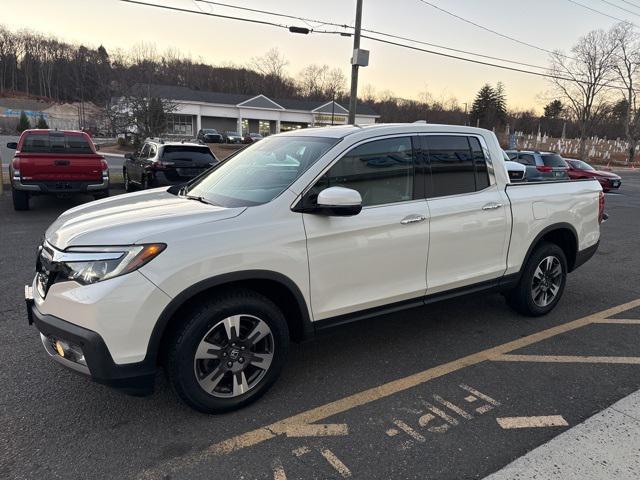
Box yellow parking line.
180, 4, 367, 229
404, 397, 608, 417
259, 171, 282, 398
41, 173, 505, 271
137, 297, 640, 480
496, 415, 568, 429
592, 318, 640, 324
493, 354, 640, 364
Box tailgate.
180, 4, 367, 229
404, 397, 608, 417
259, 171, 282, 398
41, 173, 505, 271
18, 153, 104, 181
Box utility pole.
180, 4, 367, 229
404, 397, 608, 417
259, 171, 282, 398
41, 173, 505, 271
348, 0, 364, 125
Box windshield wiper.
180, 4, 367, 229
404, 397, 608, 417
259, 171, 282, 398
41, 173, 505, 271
184, 194, 217, 206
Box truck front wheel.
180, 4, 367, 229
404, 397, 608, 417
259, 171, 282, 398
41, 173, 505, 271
507, 242, 567, 317
12, 189, 29, 211
165, 289, 289, 413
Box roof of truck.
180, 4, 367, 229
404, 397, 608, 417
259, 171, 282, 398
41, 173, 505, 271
277, 123, 495, 139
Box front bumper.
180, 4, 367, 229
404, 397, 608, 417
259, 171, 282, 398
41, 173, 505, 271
28, 301, 157, 396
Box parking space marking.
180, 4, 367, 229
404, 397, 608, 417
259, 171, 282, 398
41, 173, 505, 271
319, 448, 352, 478
272, 459, 287, 480
592, 318, 640, 325
281, 423, 349, 438
392, 420, 426, 442
496, 415, 569, 429
493, 354, 640, 364
137, 297, 640, 480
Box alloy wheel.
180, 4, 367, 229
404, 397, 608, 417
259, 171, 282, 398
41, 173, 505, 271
193, 314, 274, 398
531, 255, 563, 307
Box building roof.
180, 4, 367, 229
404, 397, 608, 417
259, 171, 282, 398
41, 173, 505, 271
139, 84, 378, 117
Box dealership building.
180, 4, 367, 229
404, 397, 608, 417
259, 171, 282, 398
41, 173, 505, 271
144, 84, 379, 137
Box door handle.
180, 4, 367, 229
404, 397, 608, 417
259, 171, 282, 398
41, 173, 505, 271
400, 214, 427, 225
482, 203, 503, 211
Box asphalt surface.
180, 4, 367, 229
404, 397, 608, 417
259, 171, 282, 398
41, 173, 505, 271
1, 174, 640, 480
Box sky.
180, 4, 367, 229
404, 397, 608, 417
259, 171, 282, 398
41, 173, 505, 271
2, 0, 636, 111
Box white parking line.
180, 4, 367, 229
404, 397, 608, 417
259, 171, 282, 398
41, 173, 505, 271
496, 415, 569, 429
319, 449, 352, 478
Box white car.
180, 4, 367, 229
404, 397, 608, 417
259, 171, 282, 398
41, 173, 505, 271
25, 124, 604, 413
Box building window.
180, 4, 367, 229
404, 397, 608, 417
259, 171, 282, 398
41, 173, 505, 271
259, 120, 271, 136
166, 114, 194, 136
242, 119, 249, 135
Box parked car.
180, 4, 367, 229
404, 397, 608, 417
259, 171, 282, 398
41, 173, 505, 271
7, 129, 108, 211
504, 160, 527, 182
26, 124, 603, 413
197, 129, 223, 144
505, 150, 569, 181
565, 158, 621, 192
243, 132, 263, 144
123, 139, 219, 191
223, 131, 243, 144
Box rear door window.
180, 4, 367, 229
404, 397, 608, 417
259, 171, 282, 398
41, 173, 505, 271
424, 135, 481, 197
21, 133, 94, 154
541, 154, 567, 168
518, 154, 536, 166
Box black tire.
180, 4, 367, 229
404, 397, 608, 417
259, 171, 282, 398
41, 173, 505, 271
123, 169, 134, 192
12, 189, 29, 211
506, 241, 567, 317
165, 289, 289, 413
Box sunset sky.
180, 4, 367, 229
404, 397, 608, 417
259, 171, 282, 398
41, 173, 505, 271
3, 0, 636, 111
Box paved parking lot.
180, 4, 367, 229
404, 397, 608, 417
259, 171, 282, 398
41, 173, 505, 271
1, 174, 640, 480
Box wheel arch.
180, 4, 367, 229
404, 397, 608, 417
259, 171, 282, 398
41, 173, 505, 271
149, 270, 314, 366
521, 223, 579, 273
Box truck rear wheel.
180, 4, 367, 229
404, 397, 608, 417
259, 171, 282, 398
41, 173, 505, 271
12, 189, 29, 211
506, 242, 567, 316
165, 289, 289, 413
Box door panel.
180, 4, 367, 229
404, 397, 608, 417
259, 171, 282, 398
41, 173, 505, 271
422, 134, 510, 294
426, 186, 509, 293
301, 135, 429, 321
304, 200, 429, 320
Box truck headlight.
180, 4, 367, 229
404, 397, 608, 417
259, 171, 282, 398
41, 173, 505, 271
57, 244, 166, 285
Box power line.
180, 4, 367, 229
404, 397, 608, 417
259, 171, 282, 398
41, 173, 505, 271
121, 0, 636, 93
415, 0, 572, 59
598, 0, 640, 17
564, 0, 635, 24
195, 0, 554, 71
360, 33, 638, 92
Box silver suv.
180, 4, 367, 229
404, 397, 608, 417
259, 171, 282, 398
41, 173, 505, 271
504, 150, 569, 181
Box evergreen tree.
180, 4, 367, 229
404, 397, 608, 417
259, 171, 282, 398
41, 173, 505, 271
543, 100, 564, 119
470, 83, 507, 129
36, 115, 49, 129
16, 111, 30, 133
147, 97, 167, 137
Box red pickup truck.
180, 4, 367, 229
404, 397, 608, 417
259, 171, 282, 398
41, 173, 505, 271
7, 129, 109, 210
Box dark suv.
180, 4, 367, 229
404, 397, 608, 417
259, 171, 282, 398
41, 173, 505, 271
504, 150, 569, 181
123, 139, 219, 191
197, 129, 223, 143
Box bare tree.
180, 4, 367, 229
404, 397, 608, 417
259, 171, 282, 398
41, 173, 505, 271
612, 22, 640, 164
298, 64, 346, 100
549, 29, 618, 159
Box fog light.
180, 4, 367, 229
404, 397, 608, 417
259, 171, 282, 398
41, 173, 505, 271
49, 336, 87, 366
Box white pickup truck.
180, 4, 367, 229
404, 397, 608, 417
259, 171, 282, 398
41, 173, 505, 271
26, 124, 604, 413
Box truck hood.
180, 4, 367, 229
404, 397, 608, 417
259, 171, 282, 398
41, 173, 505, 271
46, 188, 245, 249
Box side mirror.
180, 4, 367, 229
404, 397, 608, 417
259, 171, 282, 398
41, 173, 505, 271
95, 144, 100, 151
315, 186, 362, 216
6, 142, 17, 149
505, 161, 526, 182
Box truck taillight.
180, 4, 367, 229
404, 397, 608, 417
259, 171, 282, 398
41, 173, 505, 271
598, 191, 605, 223
536, 165, 553, 173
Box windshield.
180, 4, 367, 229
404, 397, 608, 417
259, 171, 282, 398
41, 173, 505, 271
568, 159, 594, 170
203, 129, 218, 134
185, 136, 339, 207
542, 153, 567, 168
